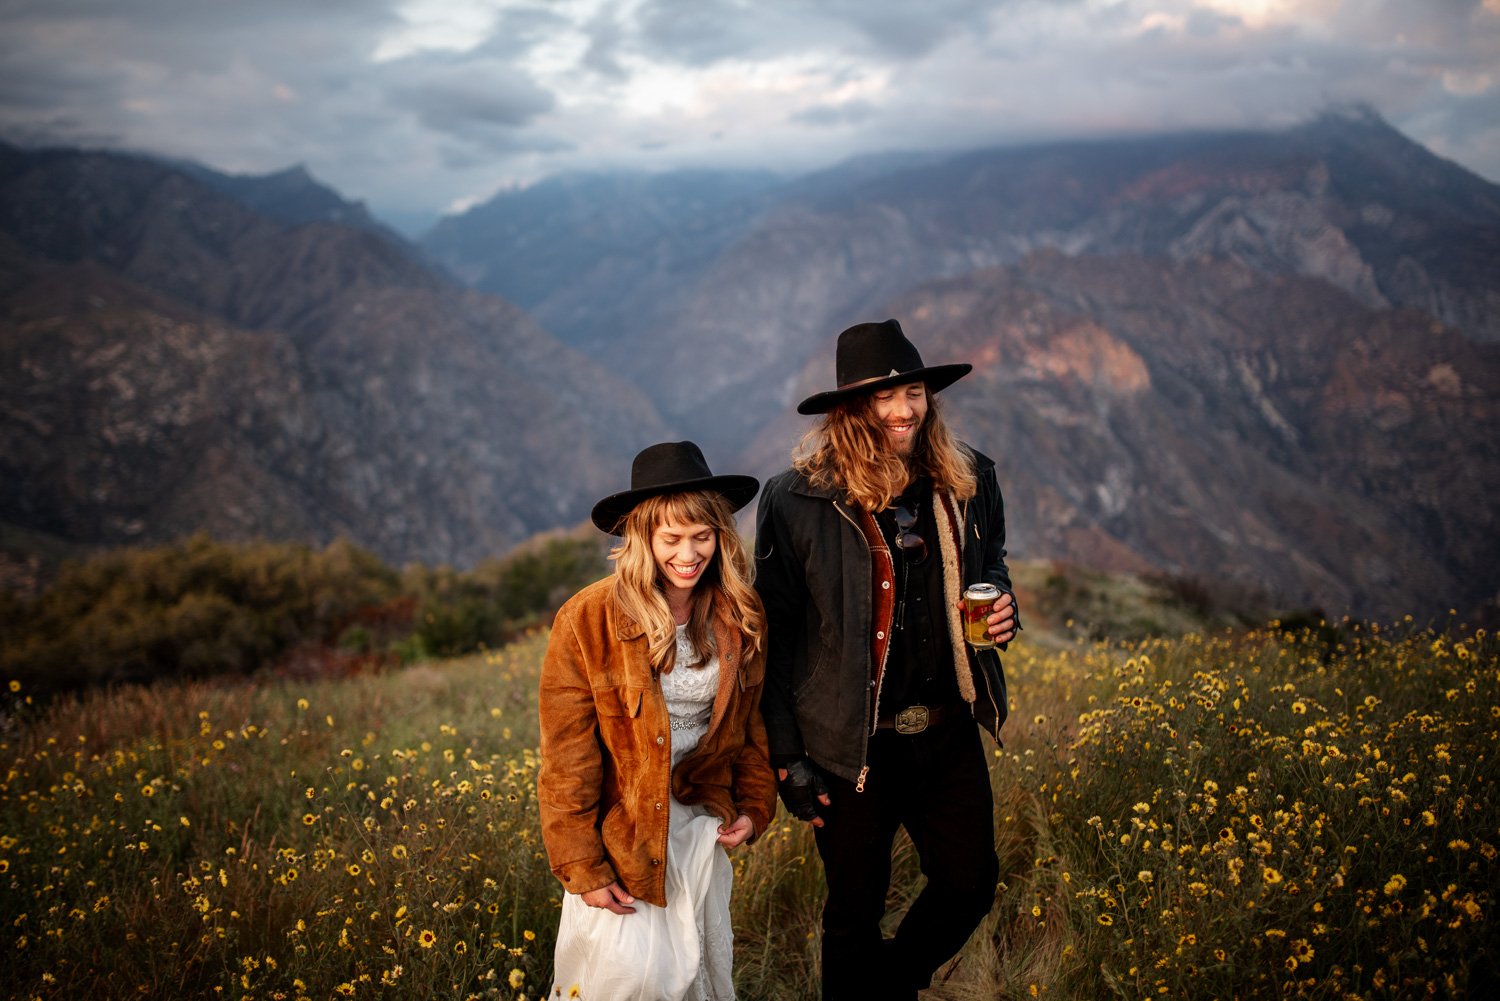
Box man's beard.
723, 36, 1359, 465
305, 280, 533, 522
889, 426, 925, 475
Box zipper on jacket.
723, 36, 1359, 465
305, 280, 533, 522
976, 660, 1005, 746
831, 497, 888, 794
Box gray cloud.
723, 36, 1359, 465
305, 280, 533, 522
386, 62, 556, 134
622, 0, 1016, 66
633, 0, 764, 67
1, 0, 1497, 226
814, 0, 1006, 59
581, 3, 631, 81
0, 47, 123, 117
0, 0, 400, 147
476, 5, 575, 60
791, 100, 878, 127
436, 129, 572, 168
1181, 7, 1240, 38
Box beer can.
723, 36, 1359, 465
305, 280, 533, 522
963, 583, 1000, 649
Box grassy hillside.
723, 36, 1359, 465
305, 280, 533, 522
2, 599, 1496, 998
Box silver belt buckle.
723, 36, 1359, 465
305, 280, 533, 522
894, 705, 929, 734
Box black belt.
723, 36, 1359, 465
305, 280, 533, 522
874, 703, 960, 734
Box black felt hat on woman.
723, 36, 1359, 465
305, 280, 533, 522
796, 318, 972, 415
591, 441, 760, 535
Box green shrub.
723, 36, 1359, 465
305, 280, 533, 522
1, 535, 399, 691
2, 530, 611, 692
401, 531, 609, 661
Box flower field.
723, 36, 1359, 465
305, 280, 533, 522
3, 617, 1496, 999
993, 620, 1499, 999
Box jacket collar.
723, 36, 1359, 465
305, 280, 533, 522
608, 582, 734, 643
789, 470, 840, 501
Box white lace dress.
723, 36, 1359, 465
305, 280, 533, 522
550, 625, 736, 1000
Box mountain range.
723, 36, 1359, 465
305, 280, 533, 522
425, 109, 1500, 448
3, 108, 1498, 621
0, 143, 668, 583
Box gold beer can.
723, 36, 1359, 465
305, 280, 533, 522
963, 583, 1000, 649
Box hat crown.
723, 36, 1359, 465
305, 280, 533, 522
590, 440, 760, 534
630, 441, 712, 492
835, 319, 925, 388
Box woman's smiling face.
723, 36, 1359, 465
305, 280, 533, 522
651, 516, 717, 595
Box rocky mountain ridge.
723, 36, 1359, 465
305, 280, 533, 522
4, 112, 1498, 622
426, 111, 1500, 620
0, 145, 668, 576
426, 110, 1500, 453
876, 251, 1500, 619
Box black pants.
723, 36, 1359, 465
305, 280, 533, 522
812, 718, 999, 1000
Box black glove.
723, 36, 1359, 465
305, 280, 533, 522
778, 758, 828, 823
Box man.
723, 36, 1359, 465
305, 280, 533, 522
754, 318, 1018, 1000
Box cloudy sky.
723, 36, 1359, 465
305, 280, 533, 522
3, 0, 1498, 233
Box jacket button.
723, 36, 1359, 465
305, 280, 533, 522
650, 857, 661, 866
876, 631, 885, 640
656, 735, 665, 745
882, 580, 890, 589
655, 802, 663, 810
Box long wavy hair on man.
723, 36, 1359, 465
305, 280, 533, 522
793, 390, 977, 512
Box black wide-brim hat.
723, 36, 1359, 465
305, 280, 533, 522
797, 318, 972, 415
591, 441, 760, 535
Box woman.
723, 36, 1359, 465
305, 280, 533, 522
538, 441, 778, 1001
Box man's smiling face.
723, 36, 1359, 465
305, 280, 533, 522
868, 381, 928, 456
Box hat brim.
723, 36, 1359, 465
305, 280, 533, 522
590, 474, 761, 535
796, 363, 973, 416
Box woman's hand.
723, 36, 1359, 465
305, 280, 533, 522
716, 814, 755, 847
580, 881, 637, 914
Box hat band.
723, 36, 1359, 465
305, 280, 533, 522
836, 368, 914, 392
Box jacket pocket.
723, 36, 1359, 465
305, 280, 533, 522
793, 647, 828, 699
599, 800, 636, 875
737, 650, 766, 689
594, 685, 645, 718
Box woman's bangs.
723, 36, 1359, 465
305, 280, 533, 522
654, 491, 720, 531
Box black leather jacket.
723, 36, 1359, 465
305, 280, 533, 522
754, 446, 1014, 784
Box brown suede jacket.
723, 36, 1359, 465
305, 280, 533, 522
537, 576, 778, 907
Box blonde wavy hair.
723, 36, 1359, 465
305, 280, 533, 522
793, 388, 977, 511
610, 490, 765, 674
